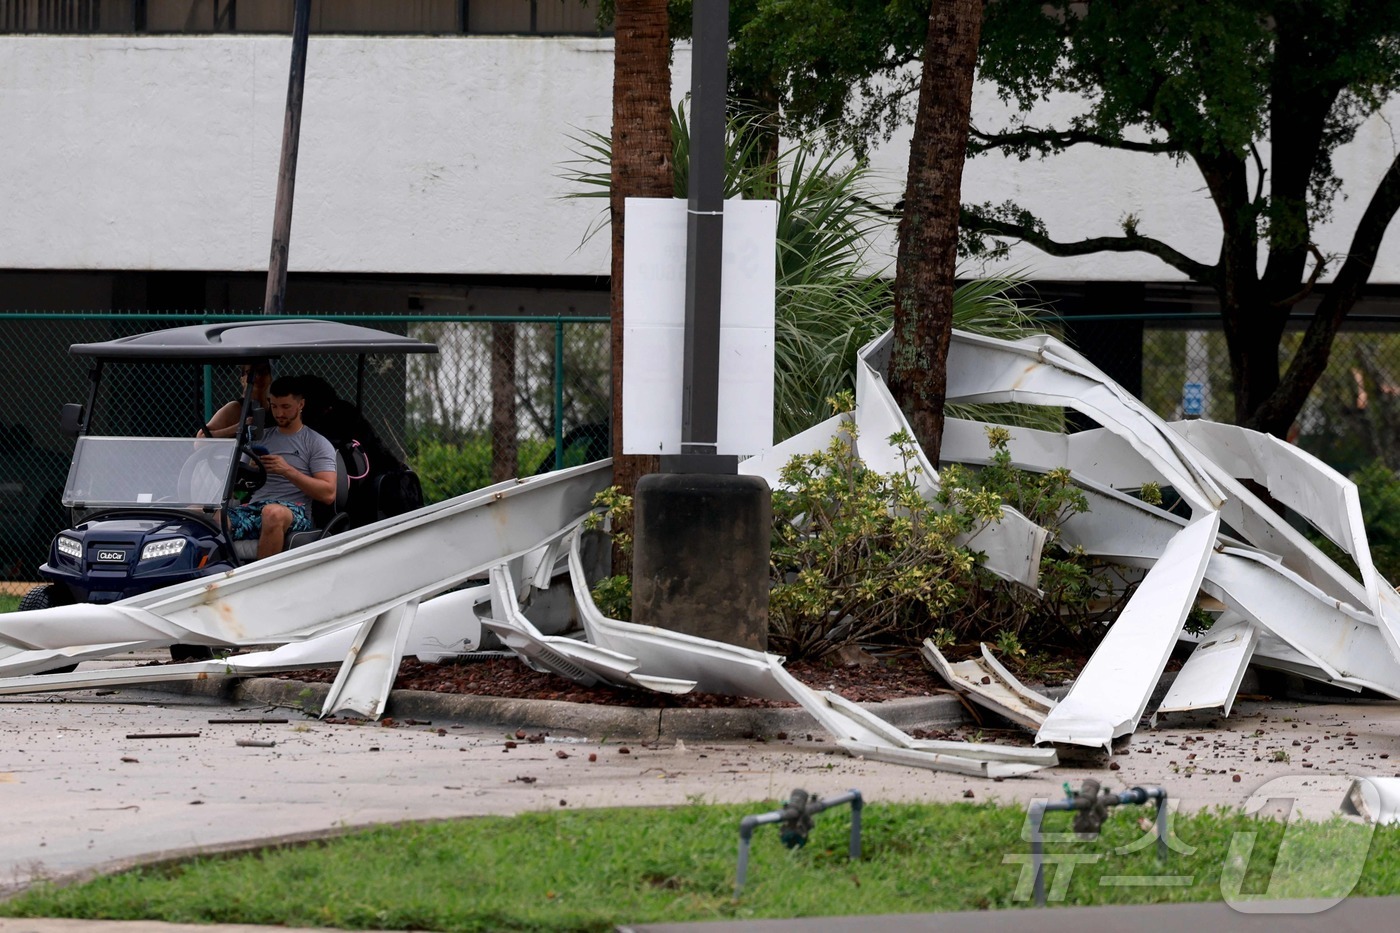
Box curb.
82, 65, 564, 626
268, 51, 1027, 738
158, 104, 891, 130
132, 663, 1203, 743
144, 675, 972, 742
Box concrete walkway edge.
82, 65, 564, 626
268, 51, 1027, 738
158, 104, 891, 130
148, 675, 973, 741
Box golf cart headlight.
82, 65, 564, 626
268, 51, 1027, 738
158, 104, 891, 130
56, 536, 82, 559
140, 539, 186, 561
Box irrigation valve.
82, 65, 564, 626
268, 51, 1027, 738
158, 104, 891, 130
735, 788, 864, 896
1071, 779, 1112, 836
779, 788, 817, 849
1026, 781, 1170, 907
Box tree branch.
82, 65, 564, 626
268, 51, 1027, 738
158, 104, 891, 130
968, 125, 1178, 155
1323, 149, 1400, 314
960, 206, 1217, 284
1270, 243, 1326, 308
1253, 150, 1400, 434
1250, 143, 1267, 208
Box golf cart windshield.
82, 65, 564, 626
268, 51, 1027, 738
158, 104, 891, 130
62, 437, 237, 510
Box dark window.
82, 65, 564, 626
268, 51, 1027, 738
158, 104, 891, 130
1, 0, 134, 31
0, 0, 607, 35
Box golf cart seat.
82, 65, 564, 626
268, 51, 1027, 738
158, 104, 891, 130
230, 452, 350, 562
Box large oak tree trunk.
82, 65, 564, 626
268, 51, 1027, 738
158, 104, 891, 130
609, 0, 671, 499
887, 0, 983, 464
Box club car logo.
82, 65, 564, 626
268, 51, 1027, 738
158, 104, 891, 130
97, 550, 126, 563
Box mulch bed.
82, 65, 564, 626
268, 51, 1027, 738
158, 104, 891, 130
280, 651, 957, 709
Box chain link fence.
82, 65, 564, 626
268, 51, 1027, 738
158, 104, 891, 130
1135, 314, 1400, 476
6, 308, 1397, 582
0, 311, 609, 581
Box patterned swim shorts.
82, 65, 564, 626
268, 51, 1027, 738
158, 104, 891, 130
227, 501, 313, 540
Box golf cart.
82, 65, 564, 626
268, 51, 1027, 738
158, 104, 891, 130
23, 320, 437, 633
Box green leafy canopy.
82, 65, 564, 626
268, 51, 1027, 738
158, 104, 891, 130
713, 1, 1400, 434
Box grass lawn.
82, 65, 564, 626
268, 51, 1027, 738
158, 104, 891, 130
0, 594, 18, 612
3, 802, 1398, 931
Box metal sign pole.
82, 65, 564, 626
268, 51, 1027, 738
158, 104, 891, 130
676, 0, 729, 470
632, 2, 770, 651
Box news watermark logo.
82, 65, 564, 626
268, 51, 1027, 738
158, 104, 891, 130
1003, 795, 1195, 903
1003, 775, 1377, 913
1220, 775, 1374, 913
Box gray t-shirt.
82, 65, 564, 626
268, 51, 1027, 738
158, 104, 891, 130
252, 425, 337, 507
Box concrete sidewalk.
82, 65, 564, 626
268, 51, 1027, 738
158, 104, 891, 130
4, 678, 1400, 929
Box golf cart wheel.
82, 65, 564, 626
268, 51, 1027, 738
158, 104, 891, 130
17, 585, 78, 675
170, 644, 214, 662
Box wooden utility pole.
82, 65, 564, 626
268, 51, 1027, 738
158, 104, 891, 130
262, 0, 313, 315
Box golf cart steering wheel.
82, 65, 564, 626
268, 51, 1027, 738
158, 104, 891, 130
235, 444, 268, 495
177, 443, 231, 502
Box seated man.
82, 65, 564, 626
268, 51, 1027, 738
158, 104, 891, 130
227, 377, 338, 559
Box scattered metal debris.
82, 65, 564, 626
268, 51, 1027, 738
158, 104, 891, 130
1156, 614, 1257, 719
920, 640, 1055, 732
6, 326, 1400, 778
209, 718, 289, 724
124, 732, 200, 740
1342, 777, 1400, 825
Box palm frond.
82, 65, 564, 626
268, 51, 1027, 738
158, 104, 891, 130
558, 107, 1052, 440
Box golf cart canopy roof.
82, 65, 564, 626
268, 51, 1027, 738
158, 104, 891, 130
69, 319, 437, 362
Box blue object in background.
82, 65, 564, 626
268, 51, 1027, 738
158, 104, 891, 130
1183, 381, 1205, 417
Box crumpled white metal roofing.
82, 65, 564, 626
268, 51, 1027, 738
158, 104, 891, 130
6, 327, 1400, 778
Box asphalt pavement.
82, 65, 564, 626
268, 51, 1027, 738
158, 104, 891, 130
4, 669, 1400, 931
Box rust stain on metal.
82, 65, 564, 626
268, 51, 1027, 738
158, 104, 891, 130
1009, 361, 1038, 391
214, 600, 247, 640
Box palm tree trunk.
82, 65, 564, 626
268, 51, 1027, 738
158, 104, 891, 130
609, 0, 672, 498
887, 0, 983, 465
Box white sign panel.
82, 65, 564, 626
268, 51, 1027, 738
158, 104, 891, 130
622, 197, 777, 456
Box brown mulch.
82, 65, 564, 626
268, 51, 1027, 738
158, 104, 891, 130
279, 651, 958, 709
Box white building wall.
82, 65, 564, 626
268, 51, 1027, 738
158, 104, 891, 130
0, 36, 622, 276
939, 85, 1400, 284
2, 35, 1398, 285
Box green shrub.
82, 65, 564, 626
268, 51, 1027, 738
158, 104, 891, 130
583, 486, 634, 621
411, 436, 554, 504
769, 417, 1119, 661
768, 420, 990, 659
1305, 459, 1400, 584
584, 405, 1120, 664
936, 425, 1123, 649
